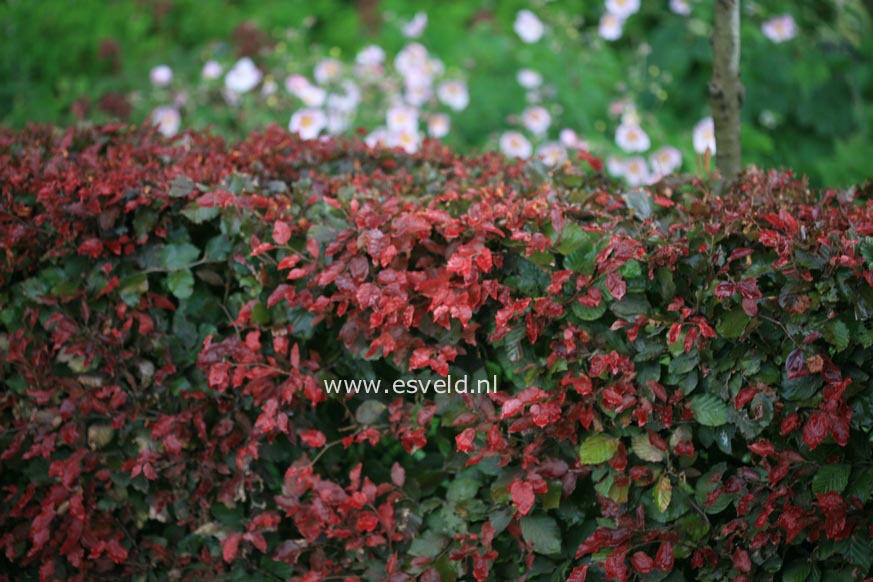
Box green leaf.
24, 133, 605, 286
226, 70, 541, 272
654, 475, 672, 513
556, 223, 588, 255
844, 535, 873, 572
623, 188, 652, 220
169, 175, 194, 198
519, 515, 562, 555
409, 530, 448, 557
167, 270, 194, 299
354, 400, 386, 424
717, 308, 751, 339
823, 319, 850, 352
181, 201, 221, 224
578, 434, 619, 464
571, 301, 607, 322
812, 464, 851, 494
119, 273, 149, 306
159, 243, 200, 271
631, 433, 665, 463
689, 394, 730, 427
446, 477, 479, 502
782, 561, 811, 582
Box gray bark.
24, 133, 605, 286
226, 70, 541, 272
709, 0, 744, 179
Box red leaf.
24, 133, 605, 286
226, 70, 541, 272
654, 542, 674, 571
77, 238, 104, 259
606, 273, 626, 300
272, 221, 291, 245
455, 428, 476, 453
732, 548, 751, 573
802, 412, 828, 450
500, 398, 524, 419
222, 532, 242, 563
630, 551, 654, 574
509, 480, 535, 516
391, 462, 406, 487
299, 429, 326, 448
356, 512, 379, 532
748, 439, 775, 456
567, 564, 589, 582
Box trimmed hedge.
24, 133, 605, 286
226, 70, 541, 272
1, 124, 873, 582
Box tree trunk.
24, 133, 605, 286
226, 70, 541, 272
709, 0, 743, 179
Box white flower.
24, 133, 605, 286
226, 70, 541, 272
314, 58, 343, 85
693, 117, 716, 154
327, 92, 359, 115
366, 127, 389, 148
606, 0, 640, 19
669, 0, 691, 16
395, 43, 430, 77
623, 157, 650, 186
150, 65, 173, 87
299, 84, 327, 107
225, 57, 262, 94
402, 12, 428, 38
427, 113, 451, 138
201, 60, 222, 80
285, 74, 309, 95
522, 106, 551, 136
151, 106, 180, 137
289, 109, 327, 140
356, 45, 386, 67
607, 155, 626, 177
326, 110, 351, 135
538, 142, 567, 167
388, 129, 421, 154
615, 122, 651, 152
261, 79, 278, 97
514, 10, 544, 43
649, 146, 682, 175
762, 14, 797, 43
387, 106, 419, 133
598, 12, 624, 41
499, 131, 533, 158
437, 80, 469, 111
559, 129, 579, 148
517, 69, 543, 90
405, 80, 433, 107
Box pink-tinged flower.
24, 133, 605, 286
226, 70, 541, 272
150, 65, 173, 87
517, 69, 543, 89
599, 12, 624, 41
606, 0, 640, 19
289, 109, 327, 140
607, 155, 626, 177
669, 0, 691, 16
356, 45, 386, 73
201, 60, 222, 80
388, 129, 421, 154
402, 12, 428, 38
762, 14, 797, 43
500, 131, 533, 158
404, 79, 433, 107
395, 43, 430, 77
538, 142, 568, 167
560, 128, 579, 148
284, 74, 309, 95
693, 117, 716, 154
514, 10, 544, 43
365, 127, 389, 148
522, 106, 551, 136
387, 106, 419, 133
261, 79, 277, 97
615, 122, 651, 152
299, 84, 327, 107
650, 146, 682, 175
225, 57, 262, 94
427, 113, 451, 138
437, 80, 469, 111
151, 106, 180, 137
623, 156, 650, 186
326, 110, 351, 135
314, 58, 343, 85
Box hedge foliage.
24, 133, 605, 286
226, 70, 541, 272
1, 124, 873, 582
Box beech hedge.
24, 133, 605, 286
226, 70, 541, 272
2, 124, 873, 582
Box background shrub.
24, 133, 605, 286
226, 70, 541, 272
1, 125, 873, 581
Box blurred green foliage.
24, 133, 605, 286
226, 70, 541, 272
1, 0, 871, 186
